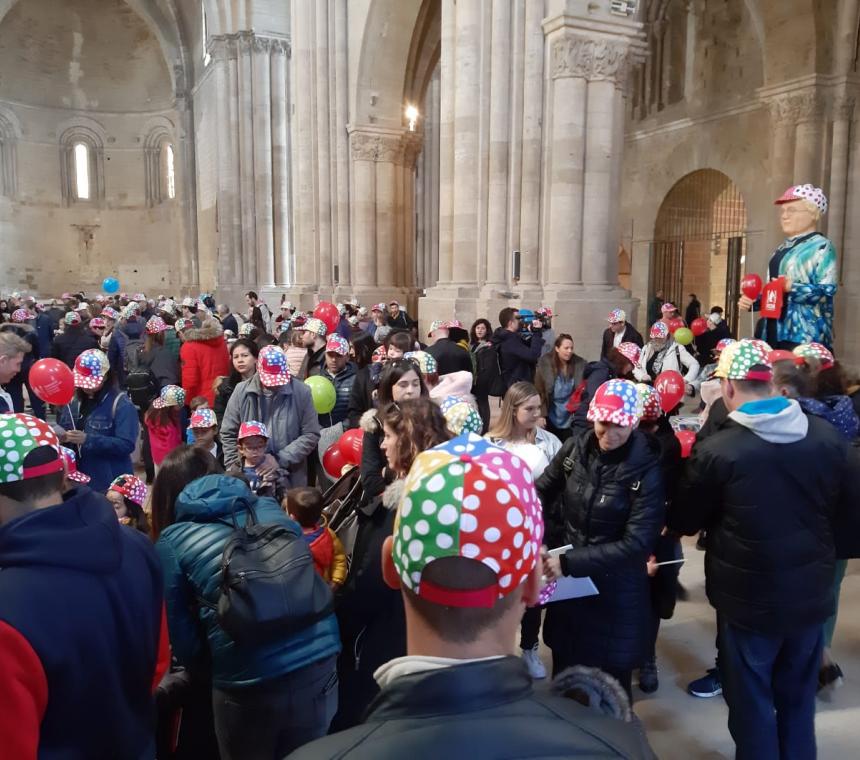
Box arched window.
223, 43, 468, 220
165, 143, 176, 200
143, 126, 176, 206
59, 124, 104, 206
202, 3, 211, 66
73, 143, 90, 200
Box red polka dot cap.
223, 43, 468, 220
73, 349, 110, 390
636, 383, 663, 423
11, 309, 30, 323
372, 346, 387, 363
238, 420, 269, 441
100, 306, 121, 321
792, 342, 835, 369
393, 434, 544, 608
257, 346, 291, 387
60, 445, 91, 484
616, 342, 641, 365
109, 474, 148, 507
715, 338, 736, 353
190, 408, 218, 429
146, 316, 168, 334
649, 321, 669, 340
586, 379, 644, 427
0, 414, 63, 484
774, 184, 828, 214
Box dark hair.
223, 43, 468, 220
378, 398, 452, 476
0, 470, 64, 503
246, 291, 259, 301
470, 319, 493, 346
377, 359, 429, 406
551, 333, 575, 379
250, 306, 266, 331
773, 360, 814, 399
814, 363, 848, 397
226, 338, 260, 385
144, 332, 165, 355
606, 347, 635, 378
74, 369, 117, 402
150, 445, 222, 540
145, 404, 180, 429
498, 307, 517, 328
385, 330, 413, 354
119, 496, 150, 534
286, 486, 323, 528
710, 306, 724, 315
351, 334, 376, 369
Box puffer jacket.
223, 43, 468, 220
572, 358, 616, 430
537, 430, 665, 671
180, 322, 230, 406
670, 397, 860, 633
320, 362, 357, 428
220, 373, 321, 486
155, 475, 340, 688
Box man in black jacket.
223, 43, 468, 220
490, 307, 544, 390
50, 312, 98, 369
601, 308, 644, 359
426, 320, 473, 376
290, 439, 650, 759
669, 340, 859, 759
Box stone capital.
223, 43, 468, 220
349, 129, 407, 164
832, 94, 855, 122
550, 33, 631, 84
767, 91, 824, 126
209, 32, 291, 61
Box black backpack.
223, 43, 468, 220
213, 497, 334, 644
474, 343, 508, 397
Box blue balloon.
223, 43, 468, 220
103, 277, 120, 294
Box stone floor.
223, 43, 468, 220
536, 538, 860, 759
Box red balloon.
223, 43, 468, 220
313, 302, 340, 336
322, 443, 349, 479
690, 317, 708, 337
741, 273, 763, 300
28, 359, 75, 406
338, 428, 364, 466
654, 370, 685, 413
667, 317, 685, 334
675, 430, 696, 459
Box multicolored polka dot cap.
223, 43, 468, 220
428, 319, 446, 337
73, 349, 110, 390
775, 184, 828, 214
649, 321, 669, 340
587, 379, 643, 427
238, 420, 269, 440
372, 303, 386, 313
714, 339, 773, 381
616, 342, 641, 365
190, 408, 218, 428
439, 396, 483, 436
175, 318, 193, 333
237, 322, 255, 337
100, 306, 120, 321
748, 339, 773, 354
109, 474, 148, 507
257, 345, 291, 387
146, 316, 168, 334
152, 384, 186, 409
0, 414, 63, 484
715, 338, 736, 353
404, 351, 438, 376
607, 308, 626, 324
303, 317, 327, 337
393, 434, 544, 607
11, 309, 30, 323
792, 342, 835, 369
636, 383, 663, 422
60, 446, 90, 484
325, 334, 350, 356
89, 317, 106, 330
661, 303, 677, 314
372, 346, 387, 363
64, 311, 82, 326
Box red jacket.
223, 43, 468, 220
180, 322, 230, 406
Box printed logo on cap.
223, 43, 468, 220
257, 346, 291, 387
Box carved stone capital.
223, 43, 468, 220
832, 94, 855, 122
551, 34, 630, 83
209, 32, 291, 62
402, 132, 424, 168
767, 91, 824, 126
350, 131, 406, 164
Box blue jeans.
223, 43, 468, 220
719, 619, 823, 760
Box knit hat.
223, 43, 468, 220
146, 316, 168, 334
615, 342, 641, 365
175, 318, 193, 333
636, 384, 663, 423
792, 342, 835, 369
715, 338, 736, 353
325, 334, 350, 356
607, 308, 626, 324
60, 446, 90, 484
238, 420, 269, 441
428, 319, 446, 337
109, 474, 147, 507
152, 385, 186, 409
404, 351, 438, 376
649, 321, 669, 340
64, 311, 82, 327
73, 349, 110, 390
775, 184, 828, 214
661, 303, 677, 314
190, 408, 218, 429
100, 306, 120, 321
0, 414, 63, 484
714, 339, 773, 381
439, 396, 483, 436
257, 345, 291, 387
392, 434, 544, 607
10, 309, 29, 323
586, 379, 643, 427
302, 317, 327, 337
372, 346, 387, 363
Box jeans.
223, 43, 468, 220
719, 619, 823, 760
212, 655, 338, 760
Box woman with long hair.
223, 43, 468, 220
535, 333, 587, 442
213, 338, 259, 423
486, 381, 562, 679
470, 318, 494, 432
334, 398, 451, 731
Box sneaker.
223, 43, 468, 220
639, 659, 659, 694
521, 645, 547, 679
688, 668, 722, 698
818, 663, 844, 692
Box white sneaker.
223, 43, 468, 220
521, 645, 547, 679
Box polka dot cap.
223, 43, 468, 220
371, 303, 386, 313
649, 321, 669, 340
60, 445, 90, 484
238, 420, 269, 440
616, 342, 641, 365
775, 184, 828, 214
190, 408, 218, 428
73, 349, 110, 390
325, 334, 350, 356
428, 319, 446, 336
715, 338, 736, 353
587, 379, 644, 427
89, 317, 106, 330
100, 306, 121, 321
146, 316, 168, 334
257, 346, 291, 387
303, 318, 327, 337
109, 474, 148, 507
238, 322, 254, 337
404, 351, 438, 376
175, 318, 193, 333
748, 339, 773, 355
793, 342, 835, 369
439, 396, 483, 436
607, 308, 626, 323
393, 433, 544, 606
372, 346, 387, 363
661, 303, 677, 314
446, 319, 464, 329
715, 339, 773, 381
133, 293, 146, 302
636, 383, 663, 422
11, 309, 30, 323
0, 414, 63, 484
64, 311, 82, 326
152, 384, 186, 409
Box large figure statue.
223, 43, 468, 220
739, 184, 837, 349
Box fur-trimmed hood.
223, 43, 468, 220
381, 477, 405, 511
550, 666, 633, 723
183, 322, 224, 343
360, 408, 380, 434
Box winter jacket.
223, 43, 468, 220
303, 518, 348, 585
347, 365, 377, 429
213, 374, 240, 424
0, 323, 39, 392
292, 657, 650, 760
146, 419, 182, 467
106, 327, 129, 383
798, 395, 859, 441
140, 344, 180, 389
428, 370, 476, 406
219, 313, 239, 336
299, 344, 326, 380
163, 327, 181, 361
601, 324, 644, 359
426, 338, 473, 377
490, 327, 544, 389
51, 325, 98, 368
535, 352, 587, 418
670, 397, 860, 634
155, 476, 341, 689
180, 322, 230, 406
694, 320, 731, 361
537, 430, 665, 671
0, 487, 162, 759
58, 387, 140, 492
572, 357, 617, 430
286, 345, 308, 378
634, 340, 700, 385
34, 312, 54, 358
220, 373, 321, 487
320, 362, 357, 428
358, 409, 393, 504
387, 311, 411, 330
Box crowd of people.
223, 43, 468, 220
0, 184, 857, 759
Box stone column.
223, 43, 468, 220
793, 92, 824, 186
764, 93, 799, 248
827, 94, 854, 253
211, 37, 236, 290
333, 0, 351, 294
236, 33, 257, 286
315, 0, 333, 292
271, 40, 291, 287
252, 37, 275, 287
436, 0, 456, 285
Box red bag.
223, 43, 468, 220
760, 277, 785, 319
565, 379, 588, 414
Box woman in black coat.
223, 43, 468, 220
539, 378, 665, 699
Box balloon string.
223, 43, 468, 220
750, 310, 754, 340
66, 403, 77, 431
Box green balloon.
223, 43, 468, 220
305, 375, 337, 414
674, 327, 694, 346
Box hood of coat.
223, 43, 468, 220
122, 320, 144, 340
174, 473, 261, 522
798, 395, 859, 441
184, 322, 225, 344
583, 357, 613, 381
729, 396, 809, 444
550, 665, 634, 724
382, 477, 405, 511
429, 371, 475, 403
360, 408, 380, 434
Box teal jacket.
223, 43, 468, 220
155, 475, 340, 688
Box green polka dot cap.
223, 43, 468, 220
0, 414, 63, 484
439, 396, 483, 436
715, 339, 773, 381
393, 433, 544, 608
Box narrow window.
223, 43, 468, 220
74, 142, 90, 200
166, 144, 175, 199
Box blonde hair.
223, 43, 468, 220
486, 381, 540, 443
801, 199, 822, 223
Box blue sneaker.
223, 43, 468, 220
688, 668, 722, 698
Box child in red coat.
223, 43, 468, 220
286, 487, 347, 589
144, 385, 185, 471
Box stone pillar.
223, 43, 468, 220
793, 92, 824, 186
211, 38, 236, 290
236, 34, 257, 286
315, 0, 333, 292
271, 40, 291, 286
437, 0, 456, 285
765, 96, 797, 249
253, 37, 275, 287
333, 0, 351, 295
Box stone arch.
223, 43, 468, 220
141, 116, 177, 207
57, 118, 107, 205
